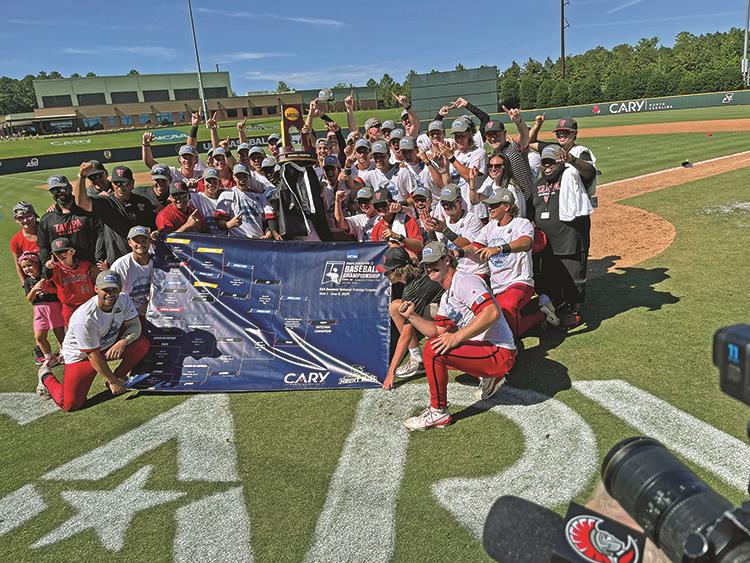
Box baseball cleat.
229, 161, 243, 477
476, 376, 506, 401
395, 359, 425, 378
33, 346, 45, 366
45, 353, 63, 369
538, 294, 560, 327
403, 407, 452, 431
36, 360, 53, 399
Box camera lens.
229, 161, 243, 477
602, 437, 732, 562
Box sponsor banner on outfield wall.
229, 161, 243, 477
0, 135, 270, 175
513, 90, 750, 123
128, 235, 389, 392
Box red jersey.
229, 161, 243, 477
156, 204, 208, 234
10, 230, 39, 257
49, 260, 95, 306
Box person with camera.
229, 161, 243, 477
399, 242, 516, 430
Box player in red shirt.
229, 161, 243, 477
369, 186, 423, 261
10, 202, 40, 285
46, 237, 97, 327
156, 183, 209, 234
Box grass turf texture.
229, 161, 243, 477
1, 162, 748, 561
2, 104, 749, 160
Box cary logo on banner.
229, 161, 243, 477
130, 235, 389, 392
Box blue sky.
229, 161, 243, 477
1, 0, 746, 93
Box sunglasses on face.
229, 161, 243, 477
355, 148, 369, 155
389, 139, 400, 146
489, 163, 504, 169
249, 155, 264, 161
413, 197, 427, 204
88, 172, 105, 180
373, 202, 390, 211
373, 153, 387, 159
441, 201, 457, 209
541, 160, 557, 166
423, 265, 441, 274
428, 131, 442, 138
356, 199, 372, 206
205, 178, 220, 184
486, 202, 504, 210
172, 193, 189, 200
213, 155, 226, 162
554, 131, 571, 138
16, 213, 35, 221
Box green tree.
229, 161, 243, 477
86, 72, 97, 77
70, 72, 81, 78
128, 69, 139, 75
366, 78, 377, 88
276, 81, 290, 92
550, 81, 570, 106
519, 76, 539, 109
500, 76, 520, 108
48, 71, 63, 79
535, 80, 554, 108
455, 63, 465, 71
645, 71, 668, 97
377, 73, 397, 107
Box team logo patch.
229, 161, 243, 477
422, 247, 434, 257
592, 104, 601, 114
321, 261, 345, 285
565, 514, 639, 563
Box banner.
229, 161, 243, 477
129, 235, 390, 392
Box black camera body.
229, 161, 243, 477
714, 324, 750, 406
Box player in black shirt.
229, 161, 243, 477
74, 162, 156, 266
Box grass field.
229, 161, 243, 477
1, 108, 749, 561
1, 104, 749, 160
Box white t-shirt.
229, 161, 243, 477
557, 165, 594, 222
450, 147, 488, 219
61, 294, 139, 364
345, 213, 378, 241
110, 254, 153, 316
216, 187, 274, 238
475, 217, 535, 294
435, 271, 515, 349
357, 165, 410, 202
479, 177, 527, 219
351, 162, 375, 181
190, 192, 223, 235
436, 211, 489, 277
170, 160, 206, 184
569, 144, 597, 201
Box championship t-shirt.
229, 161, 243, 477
474, 217, 535, 294
449, 147, 488, 219
190, 192, 224, 235
345, 213, 378, 241
435, 210, 489, 277
169, 161, 206, 184
110, 254, 153, 316
216, 188, 275, 238
61, 293, 138, 364
357, 165, 411, 202
433, 271, 515, 349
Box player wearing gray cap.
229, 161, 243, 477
215, 164, 278, 239
333, 186, 378, 241
353, 140, 411, 203
142, 113, 206, 187
36, 269, 150, 412
110, 226, 154, 316
398, 241, 516, 430
343, 138, 375, 190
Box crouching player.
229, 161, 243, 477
36, 270, 150, 412
399, 242, 516, 430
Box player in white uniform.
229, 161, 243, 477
355, 141, 411, 202
110, 226, 154, 317
399, 242, 516, 430
216, 164, 277, 239
442, 117, 488, 220
190, 168, 225, 235
333, 186, 378, 241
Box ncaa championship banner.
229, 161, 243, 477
129, 234, 390, 392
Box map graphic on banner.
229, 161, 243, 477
129, 235, 390, 392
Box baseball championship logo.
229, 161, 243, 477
565, 514, 639, 563
284, 107, 300, 121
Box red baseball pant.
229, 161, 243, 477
494, 283, 544, 337
43, 336, 150, 412
423, 339, 516, 410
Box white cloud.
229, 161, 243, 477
605, 0, 646, 15
196, 8, 344, 28
62, 46, 178, 60
211, 52, 294, 64
243, 64, 387, 88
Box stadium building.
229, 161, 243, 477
0, 72, 377, 135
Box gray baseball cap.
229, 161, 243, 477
420, 241, 449, 265
169, 183, 189, 195
249, 146, 265, 156
210, 147, 226, 158
233, 163, 251, 176
202, 167, 220, 180
371, 140, 388, 155
541, 144, 565, 163
261, 156, 277, 169
400, 109, 409, 120
316, 137, 330, 147
354, 138, 371, 150
237, 143, 250, 153
47, 175, 70, 190
364, 117, 381, 130
412, 186, 431, 199
356, 187, 374, 200
381, 120, 397, 131
439, 184, 461, 203
127, 225, 151, 239
428, 121, 445, 133
451, 117, 471, 133
179, 145, 198, 157
484, 188, 515, 205
389, 128, 404, 141
268, 133, 281, 143
399, 137, 415, 150
95, 269, 122, 290
150, 164, 171, 180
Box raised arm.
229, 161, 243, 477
393, 93, 420, 137
527, 113, 545, 146
187, 111, 201, 148
333, 189, 351, 233
236, 117, 248, 144
344, 93, 358, 135
454, 97, 490, 139
74, 161, 93, 212
142, 132, 157, 168
206, 112, 220, 148
505, 105, 529, 150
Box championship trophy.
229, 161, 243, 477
277, 104, 316, 164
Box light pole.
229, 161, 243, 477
743, 0, 750, 87
187, 0, 210, 120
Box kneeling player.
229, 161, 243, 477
399, 242, 516, 430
